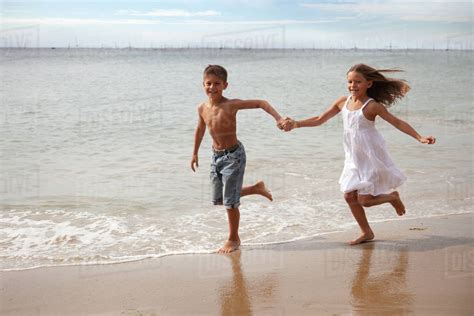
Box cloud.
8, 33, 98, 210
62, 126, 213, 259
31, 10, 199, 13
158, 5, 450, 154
1, 18, 161, 26
175, 19, 341, 25
300, 0, 472, 23
116, 9, 221, 17
0, 17, 340, 27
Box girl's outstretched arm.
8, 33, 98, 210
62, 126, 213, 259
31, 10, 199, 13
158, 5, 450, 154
284, 96, 346, 131
374, 103, 436, 144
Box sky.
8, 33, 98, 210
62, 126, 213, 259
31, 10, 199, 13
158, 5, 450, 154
0, 0, 472, 49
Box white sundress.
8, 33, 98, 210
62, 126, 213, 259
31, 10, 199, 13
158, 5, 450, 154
339, 96, 407, 196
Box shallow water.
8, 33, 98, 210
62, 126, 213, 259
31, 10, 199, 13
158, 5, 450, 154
1, 48, 472, 270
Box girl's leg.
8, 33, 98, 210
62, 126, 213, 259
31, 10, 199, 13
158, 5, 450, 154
240, 181, 272, 201
219, 207, 241, 254
344, 191, 374, 245
357, 191, 405, 216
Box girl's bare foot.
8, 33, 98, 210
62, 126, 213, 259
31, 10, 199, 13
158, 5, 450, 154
349, 231, 375, 245
390, 191, 405, 216
218, 239, 241, 254
255, 181, 273, 201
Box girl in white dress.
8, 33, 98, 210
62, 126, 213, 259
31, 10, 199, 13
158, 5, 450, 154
281, 64, 436, 245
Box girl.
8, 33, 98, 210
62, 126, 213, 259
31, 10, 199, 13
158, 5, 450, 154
281, 64, 436, 245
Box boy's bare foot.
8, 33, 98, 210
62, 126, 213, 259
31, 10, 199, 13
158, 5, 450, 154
390, 191, 405, 216
349, 231, 375, 245
255, 181, 273, 201
218, 239, 241, 254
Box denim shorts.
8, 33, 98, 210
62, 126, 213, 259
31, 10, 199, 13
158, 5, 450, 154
210, 141, 246, 209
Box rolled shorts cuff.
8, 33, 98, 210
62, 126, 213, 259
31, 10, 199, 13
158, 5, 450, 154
213, 199, 223, 206
224, 201, 240, 209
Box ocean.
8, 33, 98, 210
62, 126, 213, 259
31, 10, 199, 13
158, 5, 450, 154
1, 48, 472, 270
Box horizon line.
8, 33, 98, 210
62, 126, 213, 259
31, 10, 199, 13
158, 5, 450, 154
0, 46, 472, 51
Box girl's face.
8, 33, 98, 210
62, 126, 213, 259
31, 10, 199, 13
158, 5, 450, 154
347, 71, 372, 98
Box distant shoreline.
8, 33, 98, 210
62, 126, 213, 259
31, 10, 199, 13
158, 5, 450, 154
0, 47, 473, 51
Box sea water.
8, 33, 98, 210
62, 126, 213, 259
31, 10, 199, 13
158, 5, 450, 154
1, 48, 472, 270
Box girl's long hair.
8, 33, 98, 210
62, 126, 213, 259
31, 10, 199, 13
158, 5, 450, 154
348, 64, 410, 107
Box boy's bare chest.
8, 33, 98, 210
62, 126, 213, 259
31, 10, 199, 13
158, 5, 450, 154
202, 107, 236, 129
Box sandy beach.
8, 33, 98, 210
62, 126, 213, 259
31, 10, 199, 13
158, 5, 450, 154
1, 212, 472, 315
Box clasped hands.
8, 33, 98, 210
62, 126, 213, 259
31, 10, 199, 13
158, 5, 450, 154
277, 117, 297, 132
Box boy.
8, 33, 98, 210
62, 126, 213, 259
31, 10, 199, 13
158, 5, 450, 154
191, 65, 284, 253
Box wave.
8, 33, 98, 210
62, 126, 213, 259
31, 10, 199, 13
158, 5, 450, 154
1, 207, 471, 272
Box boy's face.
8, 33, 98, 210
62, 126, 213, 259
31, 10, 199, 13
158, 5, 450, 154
203, 74, 228, 101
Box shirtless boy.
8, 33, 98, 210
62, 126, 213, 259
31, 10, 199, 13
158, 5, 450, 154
191, 65, 284, 253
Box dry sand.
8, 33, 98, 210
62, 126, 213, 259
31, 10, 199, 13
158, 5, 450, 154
1, 213, 473, 315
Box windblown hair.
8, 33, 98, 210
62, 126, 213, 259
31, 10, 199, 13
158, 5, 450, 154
203, 64, 228, 82
348, 64, 410, 107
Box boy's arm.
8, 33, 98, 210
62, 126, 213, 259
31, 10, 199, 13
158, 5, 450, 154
289, 96, 345, 129
191, 109, 206, 172
231, 99, 283, 123
374, 103, 436, 144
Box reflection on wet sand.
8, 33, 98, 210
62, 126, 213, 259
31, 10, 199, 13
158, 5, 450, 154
218, 250, 278, 316
350, 244, 413, 315
219, 250, 252, 315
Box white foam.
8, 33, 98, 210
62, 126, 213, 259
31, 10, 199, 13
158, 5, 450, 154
1, 199, 472, 271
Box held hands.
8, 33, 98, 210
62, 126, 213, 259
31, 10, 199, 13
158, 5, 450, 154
418, 136, 436, 145
277, 117, 297, 132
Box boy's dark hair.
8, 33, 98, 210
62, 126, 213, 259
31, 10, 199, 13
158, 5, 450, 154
348, 63, 410, 107
203, 65, 228, 82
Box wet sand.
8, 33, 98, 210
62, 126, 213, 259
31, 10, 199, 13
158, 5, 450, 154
1, 213, 473, 315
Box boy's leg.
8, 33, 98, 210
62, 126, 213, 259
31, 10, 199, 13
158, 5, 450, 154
210, 155, 224, 205
218, 207, 241, 254
219, 145, 245, 254
344, 191, 374, 245
240, 181, 273, 201
357, 191, 405, 216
